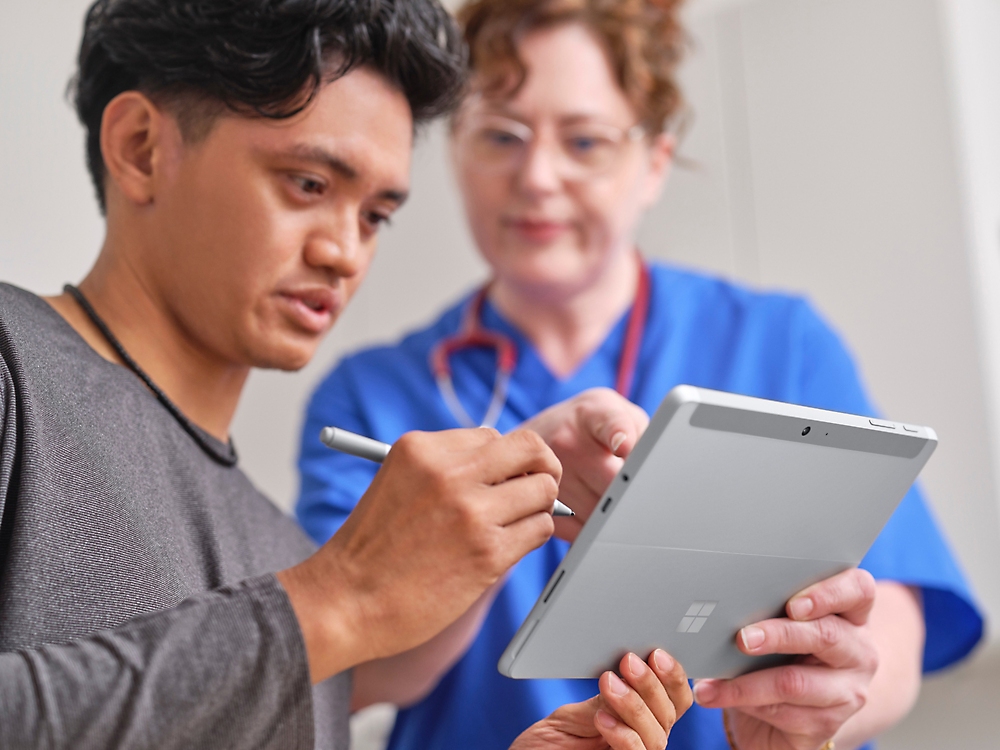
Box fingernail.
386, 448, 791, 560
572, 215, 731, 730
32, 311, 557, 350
608, 672, 629, 697
653, 649, 674, 672
596, 709, 618, 729
741, 625, 765, 651
610, 432, 627, 453
693, 680, 718, 705
627, 652, 648, 678
789, 596, 814, 620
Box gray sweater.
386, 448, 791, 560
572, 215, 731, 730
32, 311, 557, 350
0, 284, 350, 749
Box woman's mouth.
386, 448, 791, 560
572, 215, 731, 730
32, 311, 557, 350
506, 218, 572, 243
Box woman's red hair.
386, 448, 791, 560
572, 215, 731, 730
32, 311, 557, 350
457, 0, 688, 133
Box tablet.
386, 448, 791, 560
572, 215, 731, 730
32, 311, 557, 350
499, 385, 936, 680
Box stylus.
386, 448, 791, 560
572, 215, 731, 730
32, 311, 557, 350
320, 426, 576, 517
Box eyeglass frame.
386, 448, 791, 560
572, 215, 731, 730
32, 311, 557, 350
452, 110, 649, 180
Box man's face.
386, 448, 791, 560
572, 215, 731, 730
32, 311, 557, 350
142, 66, 413, 371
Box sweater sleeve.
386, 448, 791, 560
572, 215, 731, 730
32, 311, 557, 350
0, 574, 317, 750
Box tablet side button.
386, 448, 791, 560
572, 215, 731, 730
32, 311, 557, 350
601, 496, 614, 513
869, 419, 895, 430
543, 570, 566, 603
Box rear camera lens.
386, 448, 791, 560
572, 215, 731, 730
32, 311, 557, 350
802, 426, 811, 436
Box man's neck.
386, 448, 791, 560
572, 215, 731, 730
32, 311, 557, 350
45, 242, 249, 442
489, 249, 641, 379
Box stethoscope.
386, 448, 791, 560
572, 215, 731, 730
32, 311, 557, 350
430, 257, 652, 429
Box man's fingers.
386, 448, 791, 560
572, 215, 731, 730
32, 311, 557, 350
620, 652, 677, 735
534, 695, 603, 739
593, 709, 646, 750
476, 429, 563, 487
786, 568, 877, 626
693, 665, 861, 709
647, 649, 693, 719
598, 665, 667, 750
736, 615, 875, 670
491, 473, 561, 526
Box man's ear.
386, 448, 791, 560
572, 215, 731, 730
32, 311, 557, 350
100, 91, 169, 207
638, 132, 676, 210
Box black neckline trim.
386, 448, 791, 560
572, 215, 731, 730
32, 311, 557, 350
64, 285, 238, 467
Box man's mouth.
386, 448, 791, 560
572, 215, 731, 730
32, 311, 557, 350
277, 287, 341, 334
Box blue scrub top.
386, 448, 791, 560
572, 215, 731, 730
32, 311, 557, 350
297, 263, 983, 750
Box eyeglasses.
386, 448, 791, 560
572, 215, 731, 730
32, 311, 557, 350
456, 114, 646, 179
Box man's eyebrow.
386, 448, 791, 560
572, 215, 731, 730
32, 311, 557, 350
286, 144, 359, 180
282, 144, 408, 204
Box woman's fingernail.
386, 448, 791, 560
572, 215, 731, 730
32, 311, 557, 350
741, 625, 765, 651
693, 680, 718, 705
608, 672, 629, 696
610, 432, 627, 453
789, 596, 815, 620
596, 709, 618, 729
653, 649, 674, 672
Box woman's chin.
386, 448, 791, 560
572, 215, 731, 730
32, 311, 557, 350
497, 264, 600, 301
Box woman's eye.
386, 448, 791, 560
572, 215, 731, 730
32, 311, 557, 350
484, 129, 524, 148
567, 136, 602, 154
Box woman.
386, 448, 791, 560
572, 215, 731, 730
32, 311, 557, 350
297, 1, 982, 748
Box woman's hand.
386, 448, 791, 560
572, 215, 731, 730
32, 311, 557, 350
692, 568, 880, 750
521, 388, 649, 542
511, 650, 692, 750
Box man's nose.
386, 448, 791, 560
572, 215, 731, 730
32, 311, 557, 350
304, 215, 362, 278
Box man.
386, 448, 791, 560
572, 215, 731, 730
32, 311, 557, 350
0, 1, 691, 748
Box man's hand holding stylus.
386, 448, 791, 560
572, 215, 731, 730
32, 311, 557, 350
277, 427, 561, 684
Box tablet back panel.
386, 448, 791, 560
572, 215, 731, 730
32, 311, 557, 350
499, 386, 936, 680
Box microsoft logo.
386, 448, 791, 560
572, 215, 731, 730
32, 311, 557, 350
677, 602, 717, 633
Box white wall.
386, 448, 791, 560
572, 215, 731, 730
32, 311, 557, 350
0, 1, 104, 291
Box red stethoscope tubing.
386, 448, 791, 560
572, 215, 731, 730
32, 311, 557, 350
430, 258, 652, 428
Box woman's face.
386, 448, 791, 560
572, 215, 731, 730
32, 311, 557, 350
451, 22, 674, 298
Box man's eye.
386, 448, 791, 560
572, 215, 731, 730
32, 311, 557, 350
364, 212, 392, 230
293, 176, 326, 195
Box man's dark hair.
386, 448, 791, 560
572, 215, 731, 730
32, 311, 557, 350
71, 0, 468, 213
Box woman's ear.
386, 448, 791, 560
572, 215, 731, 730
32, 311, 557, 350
99, 91, 167, 208
638, 132, 676, 209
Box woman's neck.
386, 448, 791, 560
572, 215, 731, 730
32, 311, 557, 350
489, 250, 641, 379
